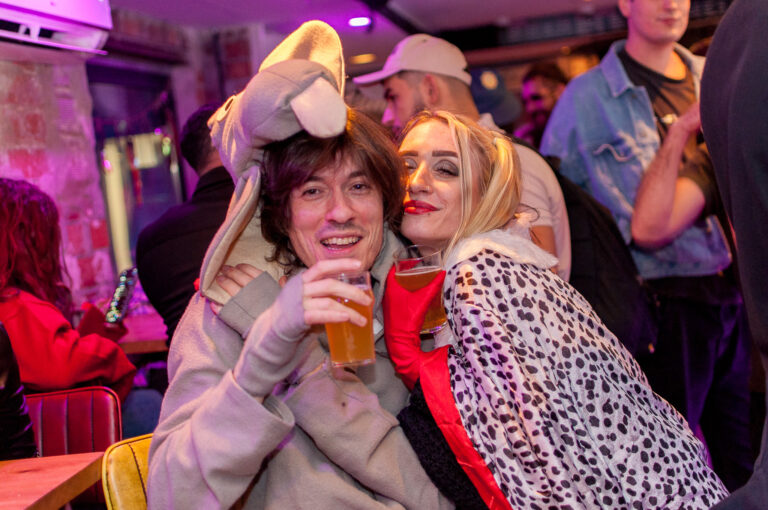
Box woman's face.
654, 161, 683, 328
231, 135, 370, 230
287, 158, 384, 270
399, 120, 479, 250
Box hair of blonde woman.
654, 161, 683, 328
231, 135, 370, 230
399, 110, 522, 256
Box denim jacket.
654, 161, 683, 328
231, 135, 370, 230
540, 40, 731, 280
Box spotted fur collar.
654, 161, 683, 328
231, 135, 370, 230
444, 227, 558, 273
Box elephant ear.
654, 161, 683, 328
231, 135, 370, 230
259, 19, 345, 96
208, 20, 347, 181
290, 77, 348, 138
199, 20, 348, 304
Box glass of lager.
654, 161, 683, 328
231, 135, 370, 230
324, 271, 376, 367
393, 245, 447, 334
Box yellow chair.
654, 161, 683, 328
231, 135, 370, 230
102, 433, 153, 510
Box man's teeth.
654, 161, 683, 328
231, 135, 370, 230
322, 236, 361, 247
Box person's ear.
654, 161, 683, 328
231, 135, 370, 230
617, 0, 631, 19
422, 74, 441, 108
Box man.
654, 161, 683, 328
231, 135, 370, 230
354, 34, 571, 281
136, 104, 234, 340
148, 22, 452, 509
513, 61, 568, 148
541, 0, 752, 490
701, 0, 768, 506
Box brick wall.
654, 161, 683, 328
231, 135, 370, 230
0, 15, 287, 308
0, 57, 114, 305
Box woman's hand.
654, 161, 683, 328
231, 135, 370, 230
383, 266, 446, 389
210, 263, 264, 315
217, 263, 263, 295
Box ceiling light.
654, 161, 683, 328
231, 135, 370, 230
348, 16, 371, 27
350, 53, 376, 65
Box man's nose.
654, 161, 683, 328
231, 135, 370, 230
325, 191, 355, 223
381, 105, 394, 128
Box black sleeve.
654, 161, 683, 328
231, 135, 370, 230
397, 381, 488, 510
0, 324, 37, 460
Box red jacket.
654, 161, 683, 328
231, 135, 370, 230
0, 289, 136, 401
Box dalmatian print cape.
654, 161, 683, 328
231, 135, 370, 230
430, 228, 728, 509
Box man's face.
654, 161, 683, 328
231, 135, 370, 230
620, 0, 690, 47
382, 75, 426, 138
520, 77, 562, 130
287, 158, 384, 271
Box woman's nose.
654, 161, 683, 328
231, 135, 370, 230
407, 162, 432, 194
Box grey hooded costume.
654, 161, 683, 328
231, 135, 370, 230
146, 21, 451, 510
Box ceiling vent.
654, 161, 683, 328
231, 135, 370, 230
0, 0, 112, 55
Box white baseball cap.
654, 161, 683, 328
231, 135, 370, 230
353, 34, 472, 86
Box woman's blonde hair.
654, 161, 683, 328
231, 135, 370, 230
400, 110, 522, 255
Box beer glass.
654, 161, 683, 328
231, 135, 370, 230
393, 245, 448, 333
324, 271, 376, 367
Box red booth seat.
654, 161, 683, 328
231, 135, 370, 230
26, 386, 122, 503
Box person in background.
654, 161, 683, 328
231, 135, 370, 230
513, 61, 568, 148
353, 34, 571, 281
0, 178, 161, 438
469, 67, 522, 134
385, 109, 728, 509
0, 322, 36, 460
136, 103, 233, 341
147, 21, 452, 509
700, 0, 768, 507
541, 0, 752, 490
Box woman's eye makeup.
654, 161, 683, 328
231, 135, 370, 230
402, 158, 417, 172
433, 161, 459, 176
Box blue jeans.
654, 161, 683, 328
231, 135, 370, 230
121, 387, 162, 438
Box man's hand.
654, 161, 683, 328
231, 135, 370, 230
670, 101, 701, 138
631, 102, 706, 249
232, 258, 368, 398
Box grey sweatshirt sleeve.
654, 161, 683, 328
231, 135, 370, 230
285, 367, 455, 509
217, 272, 281, 336
147, 294, 296, 510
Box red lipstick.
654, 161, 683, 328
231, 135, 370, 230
404, 200, 438, 214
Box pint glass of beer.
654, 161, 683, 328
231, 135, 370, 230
393, 245, 448, 334
324, 271, 376, 367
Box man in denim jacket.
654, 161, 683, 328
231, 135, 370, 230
540, 0, 752, 491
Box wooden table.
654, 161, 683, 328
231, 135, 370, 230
119, 313, 168, 354
0, 452, 103, 510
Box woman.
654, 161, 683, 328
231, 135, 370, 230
0, 178, 136, 401
384, 110, 729, 509
147, 21, 451, 510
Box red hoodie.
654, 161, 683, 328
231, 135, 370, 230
0, 289, 136, 401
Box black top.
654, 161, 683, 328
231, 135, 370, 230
136, 167, 234, 340
0, 322, 37, 460
619, 50, 740, 304
702, 0, 768, 354
618, 48, 718, 212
